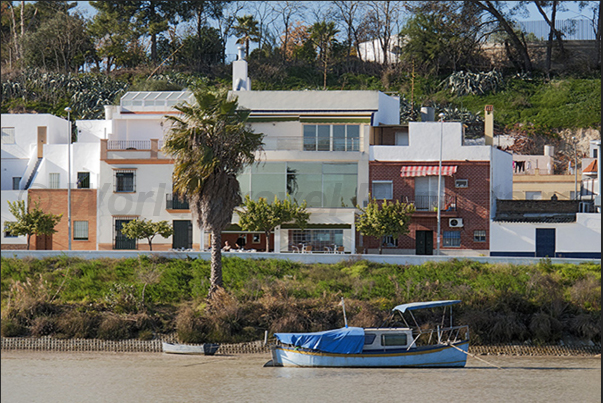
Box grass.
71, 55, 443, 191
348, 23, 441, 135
0, 256, 600, 345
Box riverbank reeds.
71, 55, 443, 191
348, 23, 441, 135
1, 256, 600, 346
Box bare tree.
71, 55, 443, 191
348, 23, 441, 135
364, 1, 405, 65
468, 0, 533, 73
273, 1, 307, 63
532, 1, 568, 78
331, 1, 367, 62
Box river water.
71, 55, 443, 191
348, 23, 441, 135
1, 351, 600, 403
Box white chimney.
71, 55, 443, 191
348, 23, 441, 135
484, 105, 494, 146
232, 46, 251, 91
544, 145, 554, 156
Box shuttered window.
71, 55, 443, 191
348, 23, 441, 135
49, 173, 60, 189
73, 221, 89, 240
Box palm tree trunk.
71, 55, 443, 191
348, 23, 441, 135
209, 230, 223, 297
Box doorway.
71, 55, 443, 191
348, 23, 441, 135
173, 220, 193, 249
536, 228, 556, 257
416, 230, 433, 255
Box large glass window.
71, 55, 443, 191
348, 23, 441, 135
303, 124, 360, 151
250, 162, 286, 201
288, 229, 344, 251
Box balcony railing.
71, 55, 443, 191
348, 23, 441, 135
107, 140, 151, 150
261, 136, 360, 152
166, 194, 190, 210
402, 195, 458, 212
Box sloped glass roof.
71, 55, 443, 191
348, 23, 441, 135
120, 91, 194, 109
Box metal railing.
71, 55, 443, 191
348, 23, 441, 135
402, 195, 458, 212
261, 136, 360, 152
166, 194, 189, 210
107, 140, 151, 150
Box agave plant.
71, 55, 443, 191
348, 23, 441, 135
440, 70, 504, 97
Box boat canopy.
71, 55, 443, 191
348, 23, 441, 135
392, 300, 461, 314
274, 327, 365, 354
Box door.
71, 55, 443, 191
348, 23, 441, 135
35, 234, 52, 250
37, 126, 47, 158
536, 228, 556, 257
416, 230, 433, 255
172, 220, 192, 249
114, 219, 136, 249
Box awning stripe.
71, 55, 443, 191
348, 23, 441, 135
400, 165, 457, 177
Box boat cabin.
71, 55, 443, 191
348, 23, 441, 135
362, 328, 415, 351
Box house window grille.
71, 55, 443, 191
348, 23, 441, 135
115, 170, 136, 192
49, 173, 60, 189
443, 231, 461, 247
77, 172, 90, 189
73, 221, 89, 240
1, 127, 15, 144
473, 230, 487, 242
372, 181, 393, 200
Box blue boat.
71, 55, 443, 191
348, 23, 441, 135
266, 300, 469, 368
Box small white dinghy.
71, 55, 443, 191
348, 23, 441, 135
162, 342, 220, 356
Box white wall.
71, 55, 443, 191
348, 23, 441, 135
1, 190, 28, 246
113, 118, 165, 141
491, 148, 514, 217
97, 162, 197, 248
490, 213, 601, 255
77, 120, 111, 142
370, 122, 492, 161
373, 92, 400, 125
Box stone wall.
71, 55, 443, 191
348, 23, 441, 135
2, 337, 599, 356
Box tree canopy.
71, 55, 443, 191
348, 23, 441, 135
6, 199, 62, 250
120, 219, 173, 251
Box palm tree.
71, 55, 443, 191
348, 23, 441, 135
163, 88, 263, 297
309, 21, 339, 90
232, 15, 260, 59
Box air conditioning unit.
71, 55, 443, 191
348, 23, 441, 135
449, 218, 464, 228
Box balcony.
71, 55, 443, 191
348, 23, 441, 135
401, 195, 458, 213
166, 194, 190, 210
101, 139, 170, 162
262, 136, 360, 152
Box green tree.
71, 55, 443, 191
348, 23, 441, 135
162, 87, 264, 297
355, 196, 415, 255
21, 10, 93, 73
237, 195, 309, 252
308, 20, 339, 90
232, 14, 260, 59
6, 200, 62, 250
120, 219, 173, 251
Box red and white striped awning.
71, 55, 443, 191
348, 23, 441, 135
400, 165, 457, 177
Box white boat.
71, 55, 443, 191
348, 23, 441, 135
265, 300, 469, 368
162, 342, 220, 356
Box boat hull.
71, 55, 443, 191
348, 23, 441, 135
162, 342, 220, 356
270, 341, 468, 368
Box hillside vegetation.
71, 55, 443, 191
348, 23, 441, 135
1, 256, 600, 346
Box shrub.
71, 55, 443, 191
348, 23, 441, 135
30, 316, 56, 337
1, 318, 27, 337
97, 314, 132, 340
56, 310, 98, 339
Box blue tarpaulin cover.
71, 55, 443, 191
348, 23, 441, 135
275, 327, 365, 354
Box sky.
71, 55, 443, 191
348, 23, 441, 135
69, 1, 596, 58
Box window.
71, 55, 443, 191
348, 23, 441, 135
303, 124, 360, 152
12, 177, 21, 190
252, 234, 261, 244
364, 334, 376, 345
49, 173, 60, 189
289, 229, 344, 251
474, 230, 487, 242
414, 176, 443, 211
381, 333, 408, 346
382, 235, 398, 247
395, 131, 409, 146
73, 221, 89, 240
115, 170, 135, 192
525, 191, 542, 200
77, 172, 90, 189
372, 181, 393, 200
443, 231, 461, 247
1, 127, 15, 144
4, 221, 17, 238
455, 179, 468, 188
